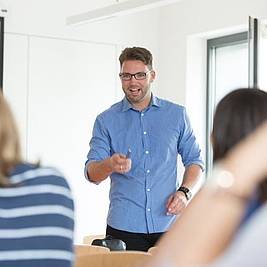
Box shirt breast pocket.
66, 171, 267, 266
110, 128, 143, 161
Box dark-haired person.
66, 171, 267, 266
212, 88, 267, 223
84, 47, 204, 251
144, 114, 267, 267
0, 92, 74, 267
143, 88, 267, 267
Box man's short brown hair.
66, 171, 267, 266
119, 47, 153, 70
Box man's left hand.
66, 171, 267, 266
166, 191, 188, 215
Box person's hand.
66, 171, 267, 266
166, 191, 188, 215
109, 153, 131, 174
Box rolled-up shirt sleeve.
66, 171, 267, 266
177, 107, 204, 171
84, 115, 111, 182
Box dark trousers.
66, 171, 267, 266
106, 225, 164, 252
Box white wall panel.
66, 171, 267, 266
27, 37, 118, 242
3, 34, 28, 158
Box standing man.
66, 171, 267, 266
85, 47, 204, 251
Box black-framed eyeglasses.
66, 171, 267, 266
119, 70, 152, 81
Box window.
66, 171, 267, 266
206, 32, 248, 174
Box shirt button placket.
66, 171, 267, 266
141, 111, 153, 232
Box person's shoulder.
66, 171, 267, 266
10, 162, 71, 190
156, 96, 185, 112
97, 100, 123, 119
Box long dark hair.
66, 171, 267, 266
212, 88, 267, 201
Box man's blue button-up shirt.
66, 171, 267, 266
85, 95, 204, 234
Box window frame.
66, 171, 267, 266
206, 32, 248, 175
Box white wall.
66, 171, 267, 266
158, 0, 267, 161
4, 0, 160, 48
3, 0, 161, 243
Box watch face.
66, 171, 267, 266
178, 186, 192, 200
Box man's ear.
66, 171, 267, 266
150, 70, 156, 82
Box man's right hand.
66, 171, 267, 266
109, 153, 132, 174
87, 153, 132, 183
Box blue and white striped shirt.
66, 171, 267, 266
0, 163, 74, 267
85, 96, 203, 234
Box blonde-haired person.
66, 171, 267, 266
0, 91, 21, 184
0, 92, 74, 267
142, 95, 267, 266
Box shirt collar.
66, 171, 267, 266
121, 94, 161, 112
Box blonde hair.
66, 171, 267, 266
0, 92, 22, 186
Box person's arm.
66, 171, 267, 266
145, 121, 267, 267
211, 203, 267, 267
85, 115, 131, 183
166, 164, 203, 215
180, 164, 203, 191
166, 107, 204, 216
87, 153, 131, 183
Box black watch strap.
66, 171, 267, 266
177, 186, 192, 200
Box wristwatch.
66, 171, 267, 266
177, 186, 192, 200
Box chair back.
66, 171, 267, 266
75, 251, 151, 267
75, 244, 110, 256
